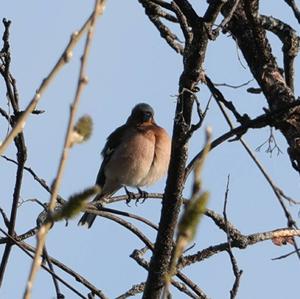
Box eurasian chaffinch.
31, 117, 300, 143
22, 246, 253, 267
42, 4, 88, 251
78, 103, 171, 228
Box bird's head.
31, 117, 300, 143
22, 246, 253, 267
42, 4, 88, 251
127, 103, 155, 125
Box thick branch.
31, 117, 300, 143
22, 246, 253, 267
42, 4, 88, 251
143, 1, 226, 298
258, 14, 300, 92
223, 0, 300, 173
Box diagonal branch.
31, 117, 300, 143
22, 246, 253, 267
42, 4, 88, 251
0, 19, 28, 287
23, 2, 106, 298
284, 0, 300, 23
131, 248, 208, 298
208, 77, 299, 232
0, 229, 89, 299
138, 0, 184, 54
0, 2, 105, 156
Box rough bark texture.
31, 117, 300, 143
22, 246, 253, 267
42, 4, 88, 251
224, 0, 300, 172
142, 1, 226, 298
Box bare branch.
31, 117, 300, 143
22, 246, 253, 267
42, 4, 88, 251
185, 100, 300, 181
131, 248, 207, 299
116, 282, 145, 299
0, 1, 106, 156
0, 18, 28, 287
207, 76, 299, 232
0, 229, 89, 299
1, 155, 65, 204
223, 176, 243, 299
214, 78, 254, 89
138, 0, 184, 54
43, 247, 64, 299
22, 241, 108, 299
23, 2, 105, 298
284, 0, 300, 23
222, 0, 300, 174
255, 127, 283, 157
180, 227, 300, 269
0, 208, 10, 228
259, 14, 300, 91
212, 0, 241, 38
143, 1, 226, 296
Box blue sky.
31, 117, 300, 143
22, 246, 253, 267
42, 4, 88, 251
0, 1, 300, 298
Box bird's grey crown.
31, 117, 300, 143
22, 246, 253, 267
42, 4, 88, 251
131, 103, 154, 117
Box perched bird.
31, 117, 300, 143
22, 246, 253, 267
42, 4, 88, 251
78, 103, 171, 228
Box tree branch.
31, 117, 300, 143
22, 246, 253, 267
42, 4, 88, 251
284, 0, 300, 23
23, 2, 105, 298
0, 1, 106, 156
143, 1, 226, 297
0, 19, 28, 287
258, 14, 300, 92
223, 0, 300, 174
179, 227, 300, 268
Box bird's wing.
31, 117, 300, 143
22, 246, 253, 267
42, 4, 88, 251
95, 124, 128, 187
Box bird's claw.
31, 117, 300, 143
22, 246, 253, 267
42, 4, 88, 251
124, 187, 148, 206
136, 188, 148, 204
124, 187, 136, 206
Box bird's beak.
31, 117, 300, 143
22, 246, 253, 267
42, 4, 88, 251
142, 112, 152, 122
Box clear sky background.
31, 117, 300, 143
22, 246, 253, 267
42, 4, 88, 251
0, 1, 300, 298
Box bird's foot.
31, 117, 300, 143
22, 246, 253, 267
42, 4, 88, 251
136, 187, 148, 204
124, 187, 136, 206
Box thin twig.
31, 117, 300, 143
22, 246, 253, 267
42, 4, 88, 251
0, 19, 28, 287
138, 0, 184, 54
208, 77, 300, 259
1, 155, 65, 204
20, 241, 108, 299
0, 2, 105, 156
214, 78, 253, 89
85, 208, 154, 250
93, 207, 158, 230
148, 0, 174, 12
0, 229, 87, 299
255, 127, 283, 157
85, 208, 208, 298
189, 77, 299, 229
43, 247, 64, 299
223, 176, 243, 299
23, 2, 105, 298
272, 248, 300, 260
0, 208, 10, 228
0, 227, 108, 298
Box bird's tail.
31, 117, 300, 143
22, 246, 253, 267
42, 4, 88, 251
78, 192, 103, 228
78, 185, 119, 228
78, 212, 97, 228
78, 190, 112, 228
